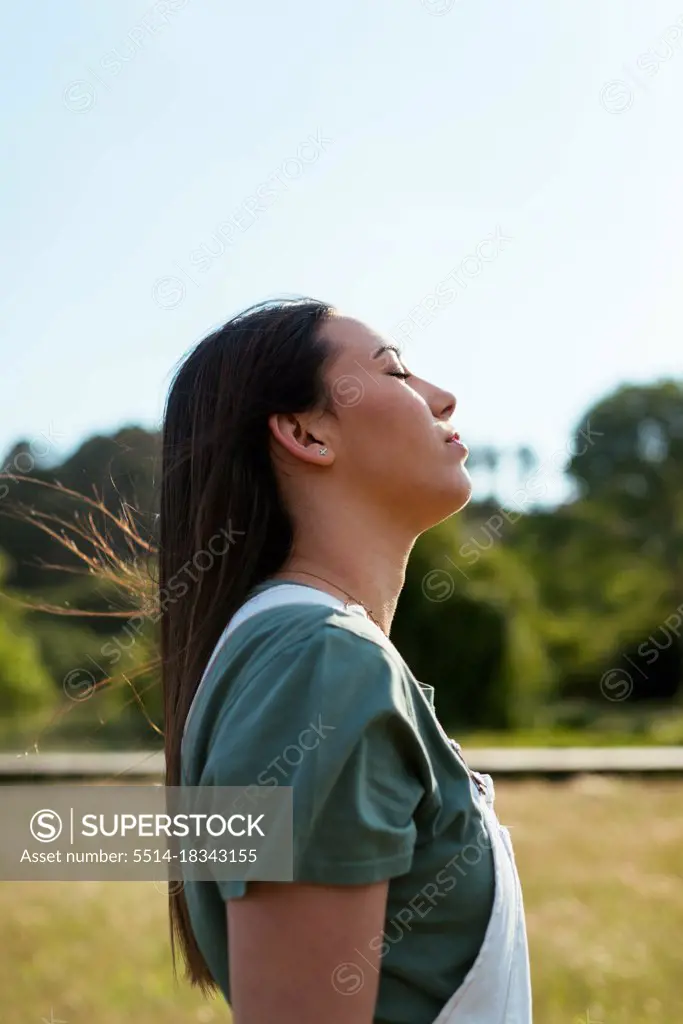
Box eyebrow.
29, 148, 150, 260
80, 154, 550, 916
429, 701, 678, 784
371, 343, 403, 359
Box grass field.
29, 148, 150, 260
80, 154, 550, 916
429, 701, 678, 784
2, 777, 681, 1023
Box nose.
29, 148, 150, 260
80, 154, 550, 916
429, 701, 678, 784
430, 385, 456, 422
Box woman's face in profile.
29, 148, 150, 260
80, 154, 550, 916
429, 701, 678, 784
319, 314, 472, 530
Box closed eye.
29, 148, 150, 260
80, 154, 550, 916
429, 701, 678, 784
387, 370, 412, 380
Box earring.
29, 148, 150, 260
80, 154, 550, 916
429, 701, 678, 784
319, 447, 328, 455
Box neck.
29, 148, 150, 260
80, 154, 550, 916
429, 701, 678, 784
273, 500, 415, 636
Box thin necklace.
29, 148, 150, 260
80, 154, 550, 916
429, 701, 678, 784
276, 569, 387, 636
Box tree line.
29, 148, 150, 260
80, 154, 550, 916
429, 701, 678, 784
0, 379, 681, 745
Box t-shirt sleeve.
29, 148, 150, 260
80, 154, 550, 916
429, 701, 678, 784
201, 623, 427, 900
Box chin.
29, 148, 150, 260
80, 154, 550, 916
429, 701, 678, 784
449, 480, 473, 516
448, 464, 473, 511
415, 469, 473, 531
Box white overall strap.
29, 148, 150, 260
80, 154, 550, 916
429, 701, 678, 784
181, 584, 360, 753
431, 777, 533, 1024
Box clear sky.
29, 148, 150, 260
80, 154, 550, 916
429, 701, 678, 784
2, 0, 682, 503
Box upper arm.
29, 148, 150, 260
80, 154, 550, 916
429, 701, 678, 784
227, 879, 388, 1024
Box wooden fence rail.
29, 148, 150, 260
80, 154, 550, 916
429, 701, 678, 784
1, 747, 683, 780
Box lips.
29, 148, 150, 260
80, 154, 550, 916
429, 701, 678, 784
445, 430, 468, 454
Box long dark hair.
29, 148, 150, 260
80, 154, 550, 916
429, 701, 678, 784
160, 298, 337, 989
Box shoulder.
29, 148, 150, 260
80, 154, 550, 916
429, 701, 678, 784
215, 602, 418, 722
200, 613, 430, 888
198, 611, 424, 784
298, 614, 420, 733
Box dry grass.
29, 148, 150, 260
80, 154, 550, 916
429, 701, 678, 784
497, 776, 683, 1024
0, 778, 681, 1023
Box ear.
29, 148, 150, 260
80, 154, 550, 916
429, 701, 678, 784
268, 412, 335, 465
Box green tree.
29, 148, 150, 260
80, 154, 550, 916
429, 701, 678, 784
0, 426, 159, 591
393, 517, 553, 730
567, 380, 683, 602
0, 555, 55, 720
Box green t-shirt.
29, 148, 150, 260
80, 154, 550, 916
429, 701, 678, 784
181, 581, 495, 1024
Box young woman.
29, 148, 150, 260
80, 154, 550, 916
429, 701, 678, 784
161, 298, 532, 1023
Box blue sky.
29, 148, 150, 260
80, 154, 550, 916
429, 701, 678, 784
2, 0, 682, 503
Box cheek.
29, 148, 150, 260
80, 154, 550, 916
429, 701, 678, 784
343, 389, 429, 466
381, 382, 428, 428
